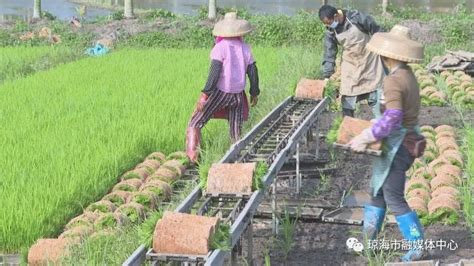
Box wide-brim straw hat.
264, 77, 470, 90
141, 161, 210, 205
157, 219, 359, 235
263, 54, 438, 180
366, 25, 424, 63
212, 12, 252, 37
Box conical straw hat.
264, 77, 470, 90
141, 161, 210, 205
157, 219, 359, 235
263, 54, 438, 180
366, 25, 424, 63
212, 12, 252, 37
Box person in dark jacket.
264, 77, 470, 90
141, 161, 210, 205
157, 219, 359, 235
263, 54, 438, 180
319, 5, 385, 117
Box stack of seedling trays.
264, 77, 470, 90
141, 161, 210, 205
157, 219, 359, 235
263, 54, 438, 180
27, 151, 191, 265
440, 70, 474, 109
412, 64, 448, 107
405, 125, 464, 225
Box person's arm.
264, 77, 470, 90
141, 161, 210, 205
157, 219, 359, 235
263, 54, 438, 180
247, 62, 260, 97
348, 78, 403, 152
201, 60, 223, 95
371, 79, 404, 140
353, 11, 385, 35
321, 31, 338, 79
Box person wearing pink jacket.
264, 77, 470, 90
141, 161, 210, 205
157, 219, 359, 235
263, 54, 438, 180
186, 12, 260, 163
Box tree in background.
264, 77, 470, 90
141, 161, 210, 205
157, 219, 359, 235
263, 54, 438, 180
382, 0, 389, 14
208, 0, 217, 20
33, 0, 42, 19
124, 0, 134, 19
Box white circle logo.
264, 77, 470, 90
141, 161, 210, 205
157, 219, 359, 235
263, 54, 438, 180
353, 242, 364, 252
346, 237, 358, 249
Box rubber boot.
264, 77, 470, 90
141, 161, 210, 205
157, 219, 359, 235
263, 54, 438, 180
396, 211, 425, 262
362, 205, 386, 241
342, 108, 355, 117
186, 127, 201, 164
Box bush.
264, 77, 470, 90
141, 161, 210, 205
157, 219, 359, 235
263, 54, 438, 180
198, 5, 251, 20
145, 9, 176, 19
42, 10, 57, 21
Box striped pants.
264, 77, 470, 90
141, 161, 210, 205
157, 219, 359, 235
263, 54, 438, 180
189, 89, 244, 141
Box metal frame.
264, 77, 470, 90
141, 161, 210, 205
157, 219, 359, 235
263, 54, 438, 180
206, 98, 328, 265
123, 97, 329, 266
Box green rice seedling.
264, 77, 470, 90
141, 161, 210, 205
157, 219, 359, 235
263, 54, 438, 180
326, 115, 343, 146
130, 191, 159, 210
86, 200, 116, 213
62, 228, 130, 266
115, 203, 146, 224
138, 211, 163, 248
0, 46, 81, 84
253, 162, 269, 191
121, 168, 151, 180
65, 213, 97, 230
135, 160, 161, 174
121, 171, 144, 180
264, 250, 271, 266
210, 223, 231, 251
102, 191, 131, 207
94, 213, 129, 230
167, 151, 190, 166
113, 179, 143, 192
150, 167, 179, 184
461, 127, 474, 228
198, 162, 212, 190
141, 180, 172, 201
162, 160, 186, 177
277, 203, 299, 260
427, 208, 460, 225
146, 152, 167, 164
314, 172, 331, 196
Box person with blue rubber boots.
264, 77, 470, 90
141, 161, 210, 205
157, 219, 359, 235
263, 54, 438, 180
348, 25, 426, 262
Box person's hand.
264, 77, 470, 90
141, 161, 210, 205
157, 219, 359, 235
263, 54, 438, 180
250, 95, 258, 107
348, 128, 376, 153
196, 93, 209, 112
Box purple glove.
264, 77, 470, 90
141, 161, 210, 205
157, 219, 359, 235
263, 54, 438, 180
371, 109, 403, 140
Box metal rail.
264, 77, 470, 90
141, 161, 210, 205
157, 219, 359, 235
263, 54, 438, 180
123, 97, 329, 266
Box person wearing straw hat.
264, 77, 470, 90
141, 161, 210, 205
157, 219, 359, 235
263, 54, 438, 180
348, 25, 426, 262
318, 5, 385, 118
186, 12, 260, 163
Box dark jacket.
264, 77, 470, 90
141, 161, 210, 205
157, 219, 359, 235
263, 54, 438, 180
321, 10, 384, 78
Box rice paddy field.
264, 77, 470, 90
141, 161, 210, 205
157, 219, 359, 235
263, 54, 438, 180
0, 46, 80, 84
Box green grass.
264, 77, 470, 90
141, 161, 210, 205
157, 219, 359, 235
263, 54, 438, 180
253, 162, 269, 191
210, 224, 231, 251
137, 210, 163, 248
0, 46, 81, 84
462, 126, 474, 230
0, 47, 282, 253
326, 115, 343, 146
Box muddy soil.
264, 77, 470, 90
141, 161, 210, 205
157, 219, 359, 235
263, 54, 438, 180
399, 20, 443, 45
245, 105, 474, 266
